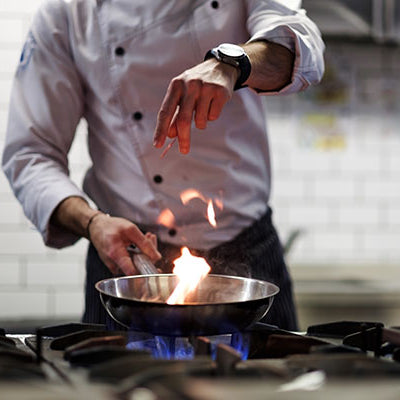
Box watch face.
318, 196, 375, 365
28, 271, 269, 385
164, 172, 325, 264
218, 43, 245, 58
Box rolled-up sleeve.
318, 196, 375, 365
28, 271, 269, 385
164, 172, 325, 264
1, 2, 87, 248
245, 0, 325, 94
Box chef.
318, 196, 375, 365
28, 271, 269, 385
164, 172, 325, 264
2, 0, 324, 330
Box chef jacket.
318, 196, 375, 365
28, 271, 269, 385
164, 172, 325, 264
2, 0, 324, 250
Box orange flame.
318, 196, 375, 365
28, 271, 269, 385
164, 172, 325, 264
207, 200, 217, 228
180, 188, 207, 205
180, 189, 219, 228
215, 197, 224, 211
166, 247, 211, 305
157, 208, 175, 228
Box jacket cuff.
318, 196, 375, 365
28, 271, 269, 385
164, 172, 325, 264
248, 24, 325, 95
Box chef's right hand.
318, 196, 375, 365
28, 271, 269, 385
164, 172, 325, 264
87, 213, 162, 276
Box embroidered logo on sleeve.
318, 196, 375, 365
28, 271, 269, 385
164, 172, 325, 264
19, 31, 37, 71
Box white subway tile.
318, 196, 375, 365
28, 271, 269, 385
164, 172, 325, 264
361, 130, 398, 153
271, 175, 306, 199
270, 203, 291, 227
364, 231, 400, 253
313, 178, 356, 199
387, 207, 400, 224
388, 152, 400, 172
0, 231, 47, 254
0, 48, 20, 74
54, 291, 84, 317
0, 201, 23, 224
287, 205, 331, 227
76, 119, 89, 136
69, 169, 86, 189
284, 230, 314, 265
0, 290, 48, 318
51, 239, 88, 257
69, 121, 91, 166
26, 262, 83, 286
0, 19, 25, 44
311, 230, 357, 252
0, 170, 12, 195
287, 150, 337, 173
0, 1, 45, 14
364, 178, 400, 200
291, 250, 384, 266
0, 257, 20, 284
267, 120, 298, 149
337, 151, 382, 174
0, 80, 13, 105
0, 110, 9, 135
338, 205, 381, 225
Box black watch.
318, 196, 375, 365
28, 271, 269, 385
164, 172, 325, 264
205, 43, 251, 90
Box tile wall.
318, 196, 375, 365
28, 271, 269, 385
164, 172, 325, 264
0, 2, 399, 320
268, 42, 400, 269
0, 1, 89, 319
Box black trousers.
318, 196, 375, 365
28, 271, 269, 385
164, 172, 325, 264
82, 208, 298, 331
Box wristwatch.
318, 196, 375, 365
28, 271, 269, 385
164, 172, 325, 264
205, 43, 251, 90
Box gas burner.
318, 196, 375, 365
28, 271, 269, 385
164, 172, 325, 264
1, 320, 400, 400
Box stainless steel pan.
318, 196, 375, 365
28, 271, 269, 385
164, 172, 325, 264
95, 247, 279, 336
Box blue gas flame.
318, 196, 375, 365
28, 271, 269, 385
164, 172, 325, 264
126, 331, 250, 360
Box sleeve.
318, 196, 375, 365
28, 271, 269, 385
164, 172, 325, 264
1, 0, 89, 248
245, 0, 325, 95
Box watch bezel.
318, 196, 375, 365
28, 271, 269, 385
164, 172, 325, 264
216, 43, 246, 58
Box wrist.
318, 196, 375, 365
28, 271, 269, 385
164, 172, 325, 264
220, 60, 241, 84
86, 211, 109, 241
207, 57, 240, 87
204, 43, 251, 90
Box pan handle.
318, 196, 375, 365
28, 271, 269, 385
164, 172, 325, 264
127, 245, 159, 275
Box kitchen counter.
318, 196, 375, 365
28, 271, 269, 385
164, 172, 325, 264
290, 264, 400, 329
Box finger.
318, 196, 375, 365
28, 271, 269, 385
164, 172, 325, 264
116, 253, 137, 276
145, 232, 158, 249
195, 91, 213, 130
175, 92, 197, 154
208, 91, 229, 121
153, 80, 182, 148
100, 243, 137, 276
167, 108, 179, 138
103, 257, 124, 276
126, 225, 162, 262
167, 122, 178, 139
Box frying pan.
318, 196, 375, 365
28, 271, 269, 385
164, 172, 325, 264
95, 247, 279, 337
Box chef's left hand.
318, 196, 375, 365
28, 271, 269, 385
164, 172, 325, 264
153, 58, 239, 154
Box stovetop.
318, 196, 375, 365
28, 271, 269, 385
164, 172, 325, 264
1, 321, 400, 399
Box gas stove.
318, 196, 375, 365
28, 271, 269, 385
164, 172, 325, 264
2, 321, 400, 399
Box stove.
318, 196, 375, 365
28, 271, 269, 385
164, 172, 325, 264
2, 321, 400, 399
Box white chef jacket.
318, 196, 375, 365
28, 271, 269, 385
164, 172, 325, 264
2, 0, 324, 250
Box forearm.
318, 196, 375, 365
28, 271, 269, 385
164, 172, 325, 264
50, 196, 161, 275
50, 196, 99, 240
242, 40, 294, 92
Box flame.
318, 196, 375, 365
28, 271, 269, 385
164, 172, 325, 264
215, 197, 224, 211
157, 208, 175, 228
180, 189, 207, 205
180, 189, 219, 228
166, 247, 211, 305
207, 200, 217, 228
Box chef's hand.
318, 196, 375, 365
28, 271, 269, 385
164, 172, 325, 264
88, 213, 161, 276
153, 58, 239, 154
